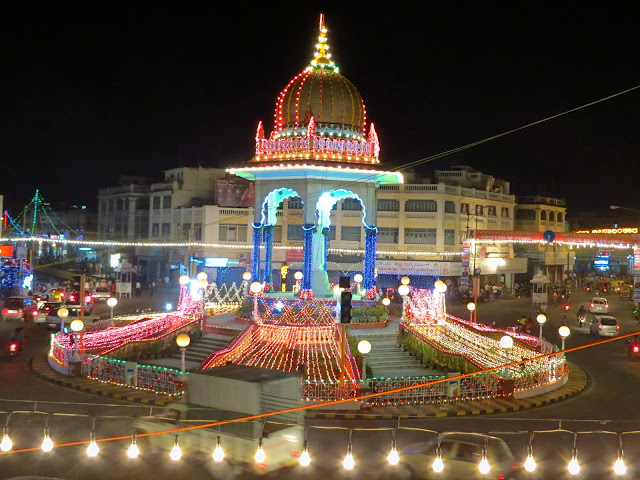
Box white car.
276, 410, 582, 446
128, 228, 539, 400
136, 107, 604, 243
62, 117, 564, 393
91, 287, 111, 302
589, 297, 609, 314
590, 315, 619, 337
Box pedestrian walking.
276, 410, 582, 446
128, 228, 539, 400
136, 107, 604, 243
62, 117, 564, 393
135, 281, 142, 296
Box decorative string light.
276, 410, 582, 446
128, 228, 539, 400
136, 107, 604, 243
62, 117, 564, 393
41, 427, 53, 453
254, 437, 266, 464
87, 431, 99, 457
524, 432, 536, 472
170, 434, 182, 461
127, 433, 140, 459
478, 437, 490, 474
614, 434, 626, 475
387, 430, 399, 466
299, 435, 311, 467
212, 436, 224, 462
432, 433, 444, 473
1, 428, 12, 452
343, 430, 355, 470
568, 433, 580, 475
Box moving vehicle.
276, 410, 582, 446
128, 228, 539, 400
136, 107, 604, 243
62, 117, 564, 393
45, 306, 100, 331
589, 297, 609, 314
401, 433, 519, 479
620, 284, 632, 299
628, 340, 640, 357
34, 302, 63, 324
590, 316, 620, 337
46, 287, 67, 302
1, 297, 38, 321
92, 287, 111, 302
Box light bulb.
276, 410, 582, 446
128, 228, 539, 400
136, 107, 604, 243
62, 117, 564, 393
614, 457, 626, 475
170, 444, 182, 461
432, 455, 444, 473
343, 451, 355, 470
1, 433, 12, 452
568, 457, 580, 475
87, 440, 99, 457
212, 437, 224, 462
524, 454, 536, 472
478, 457, 490, 474
254, 445, 266, 464
127, 440, 140, 459
41, 434, 54, 453
299, 446, 311, 467
387, 446, 399, 466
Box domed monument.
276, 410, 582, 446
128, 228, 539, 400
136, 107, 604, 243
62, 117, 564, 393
229, 14, 402, 298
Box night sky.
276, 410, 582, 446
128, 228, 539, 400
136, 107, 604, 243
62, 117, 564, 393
3, 3, 638, 218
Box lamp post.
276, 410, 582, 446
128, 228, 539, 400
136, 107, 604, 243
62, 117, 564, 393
242, 271, 252, 297
536, 313, 547, 342
357, 340, 371, 379
70, 319, 84, 361
354, 273, 363, 297
176, 333, 191, 375
250, 281, 263, 322
398, 284, 410, 322
499, 335, 513, 377
333, 284, 343, 323
57, 307, 69, 334
106, 297, 118, 320
467, 302, 476, 323
558, 325, 570, 352
610, 205, 640, 214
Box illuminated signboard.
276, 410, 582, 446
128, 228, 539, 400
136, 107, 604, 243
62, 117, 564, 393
575, 227, 638, 234
0, 245, 14, 257
594, 252, 610, 269
204, 257, 229, 268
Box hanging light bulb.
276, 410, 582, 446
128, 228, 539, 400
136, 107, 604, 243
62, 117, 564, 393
1, 428, 12, 452
170, 435, 182, 461
299, 440, 311, 467
387, 438, 399, 466
478, 447, 490, 474
343, 443, 355, 470
41, 427, 54, 453
432, 451, 444, 473
212, 436, 224, 462
254, 437, 266, 464
87, 431, 99, 457
524, 452, 536, 472
568, 449, 580, 475
614, 448, 626, 475
127, 434, 140, 459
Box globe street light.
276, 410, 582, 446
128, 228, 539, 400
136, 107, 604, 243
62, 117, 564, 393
250, 281, 264, 322
434, 280, 447, 293
107, 297, 118, 320
294, 271, 303, 293
357, 340, 371, 379
398, 284, 410, 322
57, 307, 69, 334
467, 302, 476, 323
70, 318, 84, 361
536, 313, 547, 343
242, 271, 252, 297
558, 325, 571, 352
499, 335, 514, 377
400, 276, 410, 286
354, 273, 363, 296
382, 297, 391, 307
176, 333, 191, 375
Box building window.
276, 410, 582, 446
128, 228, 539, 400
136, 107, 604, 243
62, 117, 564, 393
341, 226, 362, 242
219, 224, 248, 242
540, 210, 547, 220
161, 223, 170, 237
325, 228, 336, 240
515, 209, 536, 220
444, 201, 456, 214
342, 198, 362, 211
287, 224, 303, 241
378, 227, 399, 243
444, 229, 456, 245
501, 207, 509, 217
461, 203, 470, 214
377, 199, 400, 212
475, 205, 484, 216
487, 206, 497, 216
405, 199, 437, 212
287, 197, 303, 209
151, 223, 159, 237
194, 223, 202, 241
152, 197, 160, 210
163, 195, 171, 209
549, 211, 556, 222
557, 213, 563, 223
404, 228, 437, 245
273, 226, 283, 243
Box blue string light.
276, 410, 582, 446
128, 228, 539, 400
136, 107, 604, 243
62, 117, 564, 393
251, 224, 262, 282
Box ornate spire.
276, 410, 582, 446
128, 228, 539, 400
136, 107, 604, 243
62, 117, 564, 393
306, 14, 339, 72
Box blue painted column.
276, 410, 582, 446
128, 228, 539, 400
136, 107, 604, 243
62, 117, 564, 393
302, 223, 315, 292
251, 224, 262, 283
363, 226, 378, 294
262, 226, 274, 291
324, 229, 330, 272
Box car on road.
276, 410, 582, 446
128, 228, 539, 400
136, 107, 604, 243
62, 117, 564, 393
91, 286, 111, 302
1, 297, 38, 321
45, 305, 100, 331
589, 297, 609, 314
33, 301, 63, 324
401, 433, 519, 479
590, 315, 620, 337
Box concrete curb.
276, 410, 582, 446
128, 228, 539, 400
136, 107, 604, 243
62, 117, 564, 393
306, 365, 588, 420
30, 355, 174, 407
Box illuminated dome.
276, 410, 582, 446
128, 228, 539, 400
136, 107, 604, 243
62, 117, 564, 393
250, 14, 380, 168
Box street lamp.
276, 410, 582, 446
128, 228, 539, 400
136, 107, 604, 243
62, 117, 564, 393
466, 302, 476, 323
610, 205, 640, 213
333, 284, 343, 323
250, 281, 263, 322
294, 271, 303, 292
354, 273, 363, 296
398, 284, 410, 321
57, 307, 69, 334
176, 333, 191, 374
400, 276, 410, 286
70, 318, 84, 361
558, 325, 570, 352
499, 335, 513, 377
242, 271, 252, 297
357, 340, 371, 379
179, 275, 190, 286
382, 297, 391, 307
536, 313, 547, 342
107, 297, 118, 320
434, 280, 447, 293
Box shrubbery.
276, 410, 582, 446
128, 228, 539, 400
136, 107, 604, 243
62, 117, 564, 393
400, 330, 478, 374
351, 303, 389, 324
